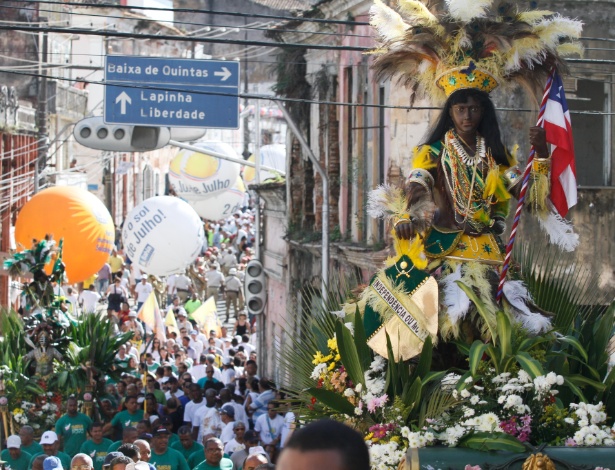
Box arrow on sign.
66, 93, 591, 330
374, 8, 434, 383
115, 91, 132, 114
214, 67, 232, 81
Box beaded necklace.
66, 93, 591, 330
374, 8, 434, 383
442, 130, 495, 229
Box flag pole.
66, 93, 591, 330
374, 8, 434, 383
496, 68, 556, 302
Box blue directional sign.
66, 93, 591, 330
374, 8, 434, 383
104, 56, 239, 129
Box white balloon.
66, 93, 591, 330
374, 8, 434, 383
122, 196, 205, 276
168, 141, 241, 200
189, 177, 247, 221
243, 144, 286, 185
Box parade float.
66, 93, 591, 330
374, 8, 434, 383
281, 1, 615, 468
0, 186, 132, 436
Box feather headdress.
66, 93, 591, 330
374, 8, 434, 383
369, 0, 583, 103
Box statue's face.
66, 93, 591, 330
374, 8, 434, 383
39, 333, 48, 347
449, 95, 483, 137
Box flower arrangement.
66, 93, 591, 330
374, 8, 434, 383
12, 392, 62, 431
302, 302, 615, 470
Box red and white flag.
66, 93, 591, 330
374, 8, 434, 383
542, 71, 577, 217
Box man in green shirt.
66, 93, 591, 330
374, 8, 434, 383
79, 423, 113, 470
1, 435, 32, 470
170, 426, 203, 461
107, 427, 138, 453
19, 426, 44, 457
149, 427, 190, 470
192, 438, 232, 470
184, 294, 201, 316
104, 396, 144, 436
28, 431, 72, 470
56, 397, 94, 457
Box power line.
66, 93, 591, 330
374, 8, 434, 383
0, 24, 367, 52
4, 67, 615, 116
1, 4, 376, 41
26, 0, 370, 26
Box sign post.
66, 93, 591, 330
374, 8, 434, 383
104, 56, 239, 129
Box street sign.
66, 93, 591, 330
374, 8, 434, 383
104, 56, 240, 129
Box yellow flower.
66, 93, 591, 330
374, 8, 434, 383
390, 436, 400, 443
12, 408, 21, 415
312, 351, 326, 365
335, 354, 341, 362
323, 354, 333, 362
327, 337, 338, 351
328, 362, 336, 371
365, 432, 374, 441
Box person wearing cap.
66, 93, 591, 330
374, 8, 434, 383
218, 389, 248, 430
223, 268, 242, 323
78, 422, 113, 470
124, 312, 144, 337
106, 426, 138, 453
170, 425, 203, 462
148, 426, 190, 470
222, 421, 246, 457
1, 435, 32, 470
191, 438, 232, 470
217, 405, 236, 445
187, 330, 204, 361
105, 395, 144, 435
174, 271, 194, 304
254, 402, 284, 449
19, 425, 44, 457
229, 431, 269, 470
43, 456, 65, 470
28, 431, 72, 470
219, 358, 235, 386
220, 249, 237, 277
134, 277, 153, 312
55, 396, 93, 458
205, 264, 224, 302
175, 309, 191, 333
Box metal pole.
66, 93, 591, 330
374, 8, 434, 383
274, 101, 329, 300
167, 140, 284, 175
255, 101, 261, 259
35, 22, 49, 194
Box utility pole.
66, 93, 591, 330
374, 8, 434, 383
35, 17, 49, 194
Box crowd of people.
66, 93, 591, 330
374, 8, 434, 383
1, 419, 369, 470
39, 208, 257, 326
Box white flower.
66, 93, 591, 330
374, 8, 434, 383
343, 388, 355, 397
565, 417, 575, 424
310, 363, 327, 380
464, 376, 473, 384
460, 389, 471, 398
470, 395, 480, 405
354, 407, 363, 416
584, 434, 597, 446
355, 383, 363, 394
344, 322, 355, 336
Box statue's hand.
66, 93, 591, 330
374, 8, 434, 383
394, 219, 416, 239
529, 126, 549, 158
492, 217, 506, 236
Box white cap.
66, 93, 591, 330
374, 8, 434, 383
249, 446, 267, 456
7, 435, 21, 448
40, 431, 58, 445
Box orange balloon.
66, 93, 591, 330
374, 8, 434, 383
15, 186, 115, 283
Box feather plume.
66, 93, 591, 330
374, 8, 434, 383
367, 184, 408, 219
537, 210, 579, 252
370, 0, 409, 42
503, 280, 552, 334
397, 0, 438, 26
483, 167, 511, 200
440, 265, 470, 324
556, 42, 584, 57
411, 145, 438, 170
517, 10, 553, 25
446, 0, 492, 22
528, 172, 550, 214
535, 16, 584, 50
